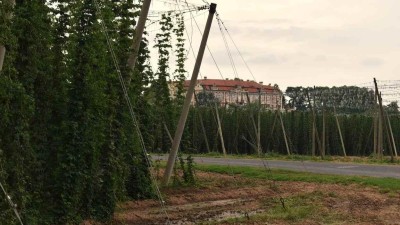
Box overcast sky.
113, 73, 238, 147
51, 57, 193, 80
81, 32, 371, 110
148, 0, 400, 91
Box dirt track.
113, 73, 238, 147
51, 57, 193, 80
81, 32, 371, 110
110, 171, 400, 225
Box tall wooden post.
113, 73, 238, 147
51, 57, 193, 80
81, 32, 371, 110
266, 111, 278, 152
385, 111, 398, 157
306, 90, 318, 156
378, 108, 383, 157
374, 78, 394, 162
312, 119, 316, 156
163, 3, 217, 185
373, 92, 378, 155
194, 92, 211, 153
257, 90, 261, 156
126, 0, 151, 84
246, 92, 261, 155
334, 107, 347, 157
278, 110, 291, 155
163, 122, 173, 143
0, 0, 16, 72
214, 104, 227, 156
322, 108, 326, 158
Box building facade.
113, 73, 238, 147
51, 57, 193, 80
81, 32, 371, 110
170, 77, 283, 110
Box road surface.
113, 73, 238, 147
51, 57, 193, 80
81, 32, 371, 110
153, 155, 400, 179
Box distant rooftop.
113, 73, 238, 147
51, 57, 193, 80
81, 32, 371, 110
184, 77, 280, 93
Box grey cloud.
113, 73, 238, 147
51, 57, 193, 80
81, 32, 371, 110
315, 55, 327, 62
228, 18, 292, 25
361, 57, 384, 67
248, 54, 289, 65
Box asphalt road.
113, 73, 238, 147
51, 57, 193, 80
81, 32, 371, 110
153, 155, 400, 179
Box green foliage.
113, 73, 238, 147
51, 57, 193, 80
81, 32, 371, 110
196, 91, 220, 106
126, 152, 154, 200
172, 153, 196, 186
178, 154, 196, 184
179, 107, 398, 157
0, 77, 34, 224
173, 14, 187, 104
0, 0, 157, 223
386, 101, 399, 114
286, 86, 375, 113
197, 164, 400, 192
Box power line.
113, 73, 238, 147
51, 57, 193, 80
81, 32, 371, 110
215, 12, 257, 82
215, 13, 239, 78
182, 0, 225, 80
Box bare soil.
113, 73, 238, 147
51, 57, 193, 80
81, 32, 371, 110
107, 171, 400, 225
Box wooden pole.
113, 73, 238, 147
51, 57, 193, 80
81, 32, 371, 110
163, 3, 217, 185
373, 94, 378, 155
334, 107, 347, 157
306, 90, 321, 157
373, 116, 377, 155
374, 78, 394, 162
378, 107, 383, 157
312, 118, 316, 156
266, 111, 278, 152
194, 92, 211, 153
234, 107, 240, 154
214, 104, 227, 156
246, 92, 261, 155
163, 122, 173, 143
322, 108, 326, 158
385, 111, 398, 157
0, 0, 16, 72
126, 0, 151, 76
257, 90, 261, 156
278, 110, 291, 155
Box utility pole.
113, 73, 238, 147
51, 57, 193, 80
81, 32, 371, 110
374, 78, 394, 162
322, 104, 326, 158
373, 92, 378, 155
163, 3, 217, 185
307, 91, 318, 156
126, 0, 151, 84
194, 92, 211, 153
214, 103, 227, 156
278, 109, 291, 155
385, 111, 398, 157
333, 107, 347, 157
0, 0, 16, 72
246, 92, 261, 155
257, 89, 262, 156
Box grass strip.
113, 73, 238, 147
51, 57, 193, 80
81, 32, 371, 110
196, 164, 400, 192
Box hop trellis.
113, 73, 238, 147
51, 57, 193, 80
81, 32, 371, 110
357, 80, 400, 105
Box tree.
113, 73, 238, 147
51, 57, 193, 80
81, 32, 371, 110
196, 91, 220, 106
386, 101, 399, 114
285, 86, 375, 113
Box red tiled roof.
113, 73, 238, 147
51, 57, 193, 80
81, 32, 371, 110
184, 79, 279, 93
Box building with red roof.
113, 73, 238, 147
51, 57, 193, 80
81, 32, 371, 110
170, 77, 283, 109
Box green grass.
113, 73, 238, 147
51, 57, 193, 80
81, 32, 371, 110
196, 164, 400, 192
